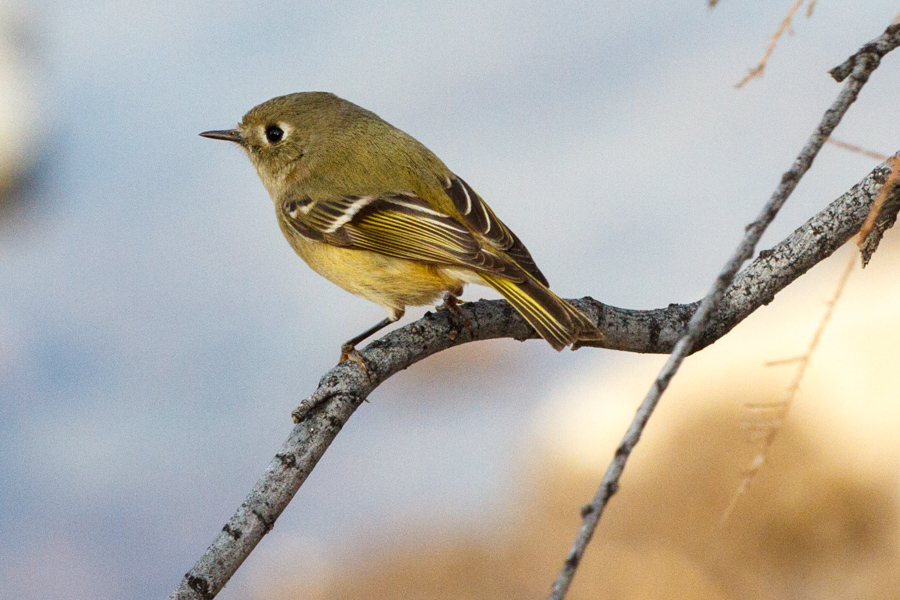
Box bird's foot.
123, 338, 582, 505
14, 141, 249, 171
340, 343, 372, 381
436, 294, 474, 340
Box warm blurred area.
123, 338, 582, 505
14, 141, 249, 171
0, 4, 40, 220
257, 236, 900, 599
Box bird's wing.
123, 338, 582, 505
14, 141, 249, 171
441, 176, 548, 286
280, 191, 523, 280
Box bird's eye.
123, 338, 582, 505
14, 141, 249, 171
265, 125, 284, 144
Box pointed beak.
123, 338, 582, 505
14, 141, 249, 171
199, 129, 244, 144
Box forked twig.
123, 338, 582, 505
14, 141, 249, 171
857, 155, 900, 265
721, 151, 899, 523
548, 23, 900, 600
858, 156, 900, 243
736, 0, 808, 89
720, 249, 855, 524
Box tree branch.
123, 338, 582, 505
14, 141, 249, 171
168, 24, 900, 600
548, 22, 900, 599
167, 159, 900, 600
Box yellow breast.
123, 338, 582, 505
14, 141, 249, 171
279, 219, 466, 319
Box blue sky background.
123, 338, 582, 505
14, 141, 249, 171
1, 2, 898, 599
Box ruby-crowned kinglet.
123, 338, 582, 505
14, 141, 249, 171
201, 92, 602, 359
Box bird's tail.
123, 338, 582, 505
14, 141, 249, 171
479, 272, 603, 351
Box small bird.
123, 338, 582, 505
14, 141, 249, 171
201, 92, 601, 360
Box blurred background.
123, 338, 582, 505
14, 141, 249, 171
1, 2, 899, 599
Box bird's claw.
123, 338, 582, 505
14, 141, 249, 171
437, 294, 474, 339
340, 343, 372, 381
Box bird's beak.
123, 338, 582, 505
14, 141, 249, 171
199, 129, 244, 144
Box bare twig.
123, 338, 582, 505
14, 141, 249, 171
858, 155, 900, 244
806, 0, 819, 18
736, 0, 807, 89
858, 154, 900, 265
721, 249, 855, 524
763, 356, 806, 366
168, 160, 899, 600
547, 23, 900, 600
167, 25, 900, 600
829, 24, 900, 81
720, 150, 898, 523
826, 138, 890, 162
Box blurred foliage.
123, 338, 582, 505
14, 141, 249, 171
261, 404, 900, 600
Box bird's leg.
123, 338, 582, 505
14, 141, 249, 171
436, 293, 474, 340
339, 311, 403, 376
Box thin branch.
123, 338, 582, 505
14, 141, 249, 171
829, 24, 900, 81
735, 0, 807, 89
806, 0, 819, 18
826, 138, 890, 162
858, 154, 900, 265
857, 156, 900, 245
547, 23, 900, 600
167, 161, 899, 600
720, 145, 895, 528
721, 249, 855, 525
167, 24, 900, 600
763, 356, 806, 366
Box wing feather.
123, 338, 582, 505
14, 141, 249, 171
443, 176, 548, 286
280, 192, 522, 280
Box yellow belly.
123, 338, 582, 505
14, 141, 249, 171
285, 232, 468, 319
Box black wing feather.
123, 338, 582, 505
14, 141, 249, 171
443, 176, 548, 286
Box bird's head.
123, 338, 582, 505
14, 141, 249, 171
200, 92, 375, 195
